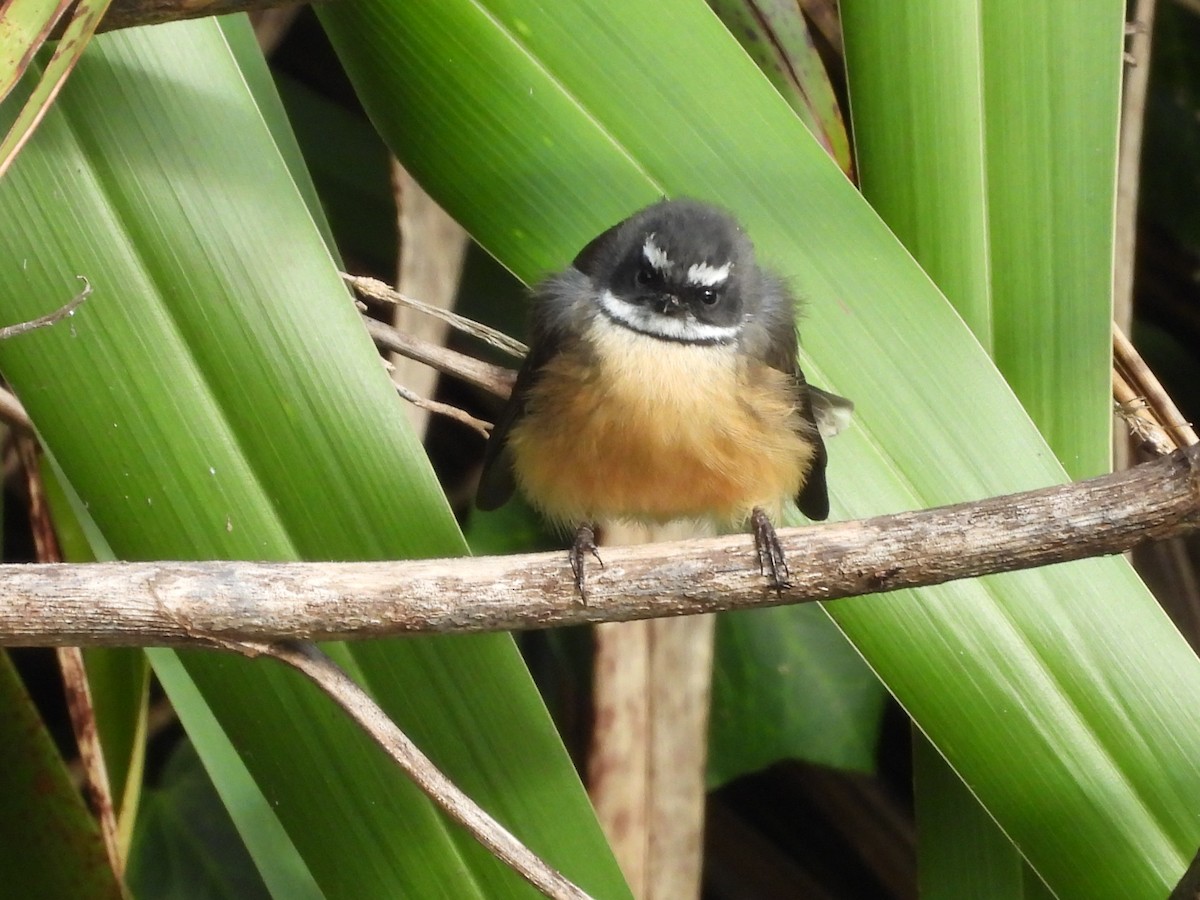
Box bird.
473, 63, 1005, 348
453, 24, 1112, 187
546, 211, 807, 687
476, 198, 850, 598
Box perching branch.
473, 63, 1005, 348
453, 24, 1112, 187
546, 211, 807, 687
0, 444, 1197, 648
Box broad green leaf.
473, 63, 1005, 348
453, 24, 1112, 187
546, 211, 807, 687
0, 0, 114, 177
981, 1, 1118, 477
318, 1, 1200, 894
0, 0, 72, 100
913, 734, 1028, 900
0, 20, 627, 899
217, 16, 336, 257
841, 1, 992, 344
842, 2, 1123, 893
127, 738, 271, 900
707, 0, 853, 176
0, 651, 121, 898
709, 605, 886, 783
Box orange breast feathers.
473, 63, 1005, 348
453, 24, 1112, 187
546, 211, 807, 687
505, 320, 817, 527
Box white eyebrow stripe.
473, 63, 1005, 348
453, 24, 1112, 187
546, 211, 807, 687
685, 261, 731, 287
642, 236, 672, 271
598, 290, 742, 343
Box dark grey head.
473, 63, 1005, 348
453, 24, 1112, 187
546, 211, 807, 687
572, 199, 762, 345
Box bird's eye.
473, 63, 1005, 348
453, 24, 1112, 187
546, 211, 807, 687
699, 288, 719, 305
636, 264, 659, 287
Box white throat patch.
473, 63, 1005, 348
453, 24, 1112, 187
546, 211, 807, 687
599, 290, 742, 344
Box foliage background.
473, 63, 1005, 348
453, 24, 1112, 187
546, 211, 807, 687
0, 1, 1199, 897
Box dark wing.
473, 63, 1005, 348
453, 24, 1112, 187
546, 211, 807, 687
475, 341, 550, 511
476, 268, 588, 511
808, 386, 855, 439
791, 359, 831, 521
757, 291, 832, 522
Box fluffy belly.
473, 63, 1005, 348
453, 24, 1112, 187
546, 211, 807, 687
507, 325, 815, 526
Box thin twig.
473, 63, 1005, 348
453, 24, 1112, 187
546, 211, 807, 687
239, 640, 592, 900
1115, 0, 1157, 331
15, 431, 123, 875
0, 387, 32, 431
361, 314, 515, 400
346, 273, 527, 360
0, 275, 90, 340
393, 383, 491, 438
1114, 322, 1198, 448
0, 446, 1197, 648
0, 278, 89, 431
55, 647, 123, 874
1114, 371, 1176, 457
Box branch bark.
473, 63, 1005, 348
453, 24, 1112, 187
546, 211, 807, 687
94, 0, 321, 33
1, 445, 1197, 648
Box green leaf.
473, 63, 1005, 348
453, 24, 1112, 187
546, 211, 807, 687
128, 738, 272, 900
317, 1, 1200, 894
0, 652, 122, 899
841, 1, 992, 343
709, 606, 886, 783
0, 19, 627, 899
842, 2, 1124, 892
0, 0, 72, 101
913, 734, 1026, 900
0, 0, 114, 177
981, 1, 1118, 477
707, 0, 853, 176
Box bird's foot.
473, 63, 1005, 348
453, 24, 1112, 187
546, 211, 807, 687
569, 523, 604, 603
751, 507, 790, 594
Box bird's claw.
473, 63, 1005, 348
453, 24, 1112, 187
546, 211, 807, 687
569, 523, 603, 603
751, 507, 791, 594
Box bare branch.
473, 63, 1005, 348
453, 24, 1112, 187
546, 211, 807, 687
361, 314, 515, 400
242, 640, 593, 900
1114, 0, 1158, 331
94, 0, 319, 32
0, 446, 1196, 648
0, 275, 90, 340
393, 383, 491, 438
1114, 322, 1198, 449
345, 273, 527, 360
0, 278, 90, 430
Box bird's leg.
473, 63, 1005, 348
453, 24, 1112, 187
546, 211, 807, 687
751, 507, 791, 593
569, 522, 604, 602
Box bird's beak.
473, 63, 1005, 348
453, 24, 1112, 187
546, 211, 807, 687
656, 294, 682, 315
